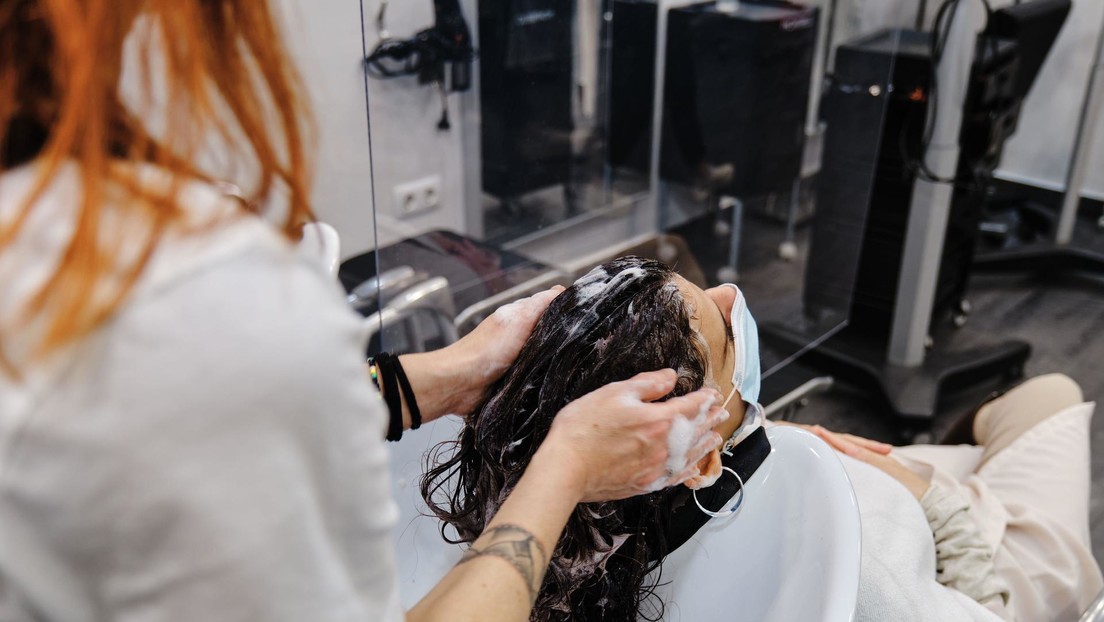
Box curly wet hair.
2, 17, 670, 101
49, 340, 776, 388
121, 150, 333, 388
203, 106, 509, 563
421, 256, 711, 621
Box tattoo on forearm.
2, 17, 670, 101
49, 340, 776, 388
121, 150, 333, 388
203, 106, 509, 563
457, 524, 548, 603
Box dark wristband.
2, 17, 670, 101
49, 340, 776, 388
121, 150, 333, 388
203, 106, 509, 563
391, 355, 422, 430
376, 353, 404, 442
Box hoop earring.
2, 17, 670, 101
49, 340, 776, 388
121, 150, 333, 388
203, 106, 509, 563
693, 466, 745, 518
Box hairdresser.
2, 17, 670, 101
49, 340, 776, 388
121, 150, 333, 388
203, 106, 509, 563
0, 2, 726, 621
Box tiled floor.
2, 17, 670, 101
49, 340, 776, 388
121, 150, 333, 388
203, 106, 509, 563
675, 208, 1104, 573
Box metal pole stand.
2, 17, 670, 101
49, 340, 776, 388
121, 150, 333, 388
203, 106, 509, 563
717, 195, 743, 283
973, 5, 1104, 277
763, 6, 1031, 431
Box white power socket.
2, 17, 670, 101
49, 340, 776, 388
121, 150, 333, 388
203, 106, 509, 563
393, 175, 442, 218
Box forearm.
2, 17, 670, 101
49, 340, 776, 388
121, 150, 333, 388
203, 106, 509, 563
921, 483, 1010, 614
407, 447, 581, 622
371, 347, 483, 432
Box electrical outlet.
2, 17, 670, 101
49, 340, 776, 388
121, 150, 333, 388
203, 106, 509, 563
393, 175, 442, 218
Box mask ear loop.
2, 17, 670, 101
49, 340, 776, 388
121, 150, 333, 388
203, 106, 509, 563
693, 465, 745, 518
720, 286, 743, 413
721, 384, 739, 411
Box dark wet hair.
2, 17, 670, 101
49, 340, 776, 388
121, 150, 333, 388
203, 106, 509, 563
421, 256, 710, 621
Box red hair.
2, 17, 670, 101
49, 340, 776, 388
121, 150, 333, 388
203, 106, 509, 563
0, 0, 314, 374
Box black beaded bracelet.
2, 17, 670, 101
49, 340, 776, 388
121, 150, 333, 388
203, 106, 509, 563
374, 353, 405, 442
391, 356, 422, 431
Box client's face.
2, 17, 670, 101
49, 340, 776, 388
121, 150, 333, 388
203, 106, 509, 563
672, 277, 747, 441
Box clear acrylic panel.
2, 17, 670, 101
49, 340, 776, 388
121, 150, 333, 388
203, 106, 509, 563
345, 0, 912, 395
647, 0, 911, 384
478, 0, 654, 245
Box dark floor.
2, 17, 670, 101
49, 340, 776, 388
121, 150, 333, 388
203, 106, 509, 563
673, 207, 1104, 573
780, 272, 1104, 574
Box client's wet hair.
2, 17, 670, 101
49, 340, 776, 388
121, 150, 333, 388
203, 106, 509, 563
422, 256, 710, 621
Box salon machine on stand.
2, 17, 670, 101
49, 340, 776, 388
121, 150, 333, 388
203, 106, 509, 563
970, 1, 1104, 280
479, 0, 577, 224
764, 0, 1069, 433
607, 0, 818, 282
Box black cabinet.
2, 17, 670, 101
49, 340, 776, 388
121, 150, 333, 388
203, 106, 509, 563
479, 1, 575, 199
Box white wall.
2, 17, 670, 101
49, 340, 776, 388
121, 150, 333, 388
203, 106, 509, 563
276, 0, 469, 258
351, 1, 471, 247
272, 1, 373, 256
999, 0, 1104, 198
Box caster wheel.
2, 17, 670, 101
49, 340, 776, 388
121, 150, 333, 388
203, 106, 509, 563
957, 299, 972, 315
717, 266, 739, 283
563, 185, 581, 217
953, 313, 968, 328
924, 335, 934, 349
910, 431, 935, 445
779, 241, 798, 261
713, 219, 731, 237
657, 239, 679, 264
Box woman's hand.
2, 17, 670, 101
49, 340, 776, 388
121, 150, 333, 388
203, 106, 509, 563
395, 287, 563, 427
811, 427, 930, 501
453, 285, 565, 385
441, 285, 565, 415
774, 421, 894, 455
533, 369, 727, 503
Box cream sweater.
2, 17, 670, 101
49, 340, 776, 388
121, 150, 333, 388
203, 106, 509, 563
840, 454, 1010, 621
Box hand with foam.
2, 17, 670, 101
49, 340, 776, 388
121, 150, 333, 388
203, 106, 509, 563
535, 369, 727, 503
457, 285, 564, 382
402, 286, 564, 421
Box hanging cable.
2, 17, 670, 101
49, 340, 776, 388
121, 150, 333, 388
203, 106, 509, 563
907, 0, 995, 189
362, 0, 476, 130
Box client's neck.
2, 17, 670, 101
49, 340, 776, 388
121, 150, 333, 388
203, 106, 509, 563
716, 400, 750, 443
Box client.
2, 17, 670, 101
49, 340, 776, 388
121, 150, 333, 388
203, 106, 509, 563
423, 256, 1103, 622
421, 256, 753, 621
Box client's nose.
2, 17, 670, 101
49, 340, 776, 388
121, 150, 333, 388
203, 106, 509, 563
704, 284, 737, 324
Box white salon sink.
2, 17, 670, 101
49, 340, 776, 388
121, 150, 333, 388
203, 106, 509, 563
389, 424, 860, 622
654, 426, 861, 622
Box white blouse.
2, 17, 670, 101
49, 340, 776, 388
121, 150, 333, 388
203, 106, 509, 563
0, 163, 404, 621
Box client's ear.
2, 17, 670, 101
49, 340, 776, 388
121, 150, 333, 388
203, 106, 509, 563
684, 448, 722, 490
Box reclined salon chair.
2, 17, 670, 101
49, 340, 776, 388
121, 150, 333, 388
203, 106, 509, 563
299, 226, 467, 353
388, 421, 861, 621
339, 230, 565, 353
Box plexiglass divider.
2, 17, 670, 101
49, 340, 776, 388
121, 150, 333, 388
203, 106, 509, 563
358, 0, 909, 611
347, 0, 906, 399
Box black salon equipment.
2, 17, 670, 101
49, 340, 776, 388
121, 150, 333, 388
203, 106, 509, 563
608, 0, 819, 199
765, 20, 1041, 426
363, 0, 475, 129
363, 0, 473, 90
806, 29, 1023, 336
479, 0, 575, 200
970, 0, 1104, 279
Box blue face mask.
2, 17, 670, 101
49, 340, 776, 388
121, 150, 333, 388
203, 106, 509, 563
719, 283, 761, 409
